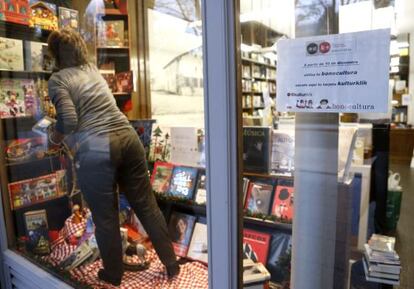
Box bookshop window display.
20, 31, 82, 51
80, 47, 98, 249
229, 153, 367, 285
0, 0, 209, 288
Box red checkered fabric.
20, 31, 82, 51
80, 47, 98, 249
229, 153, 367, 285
43, 213, 209, 288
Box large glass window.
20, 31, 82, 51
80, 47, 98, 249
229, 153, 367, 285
239, 0, 413, 288
0, 1, 209, 288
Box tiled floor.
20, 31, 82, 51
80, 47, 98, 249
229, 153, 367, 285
391, 164, 414, 289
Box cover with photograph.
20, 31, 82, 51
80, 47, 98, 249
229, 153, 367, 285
187, 220, 208, 263
97, 20, 125, 47
115, 71, 133, 93
0, 78, 27, 118
8, 170, 66, 210
0, 37, 24, 71
243, 126, 272, 173
150, 161, 174, 194
168, 212, 196, 257
168, 166, 198, 200
271, 130, 295, 174
58, 7, 78, 30
194, 170, 207, 205
245, 181, 274, 215
24, 209, 50, 255
3, 0, 30, 25
243, 229, 271, 264
271, 181, 294, 221
29, 1, 58, 31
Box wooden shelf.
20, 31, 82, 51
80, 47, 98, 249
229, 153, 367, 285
244, 171, 294, 180
244, 216, 292, 232
6, 154, 60, 168
0, 20, 51, 42
97, 46, 129, 50
0, 70, 52, 79
242, 57, 276, 69
242, 91, 276, 95
113, 92, 132, 96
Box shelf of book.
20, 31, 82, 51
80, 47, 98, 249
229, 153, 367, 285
1, 117, 37, 141
155, 194, 292, 232
6, 154, 61, 168
0, 70, 52, 79
244, 216, 292, 233
242, 57, 276, 69
97, 46, 129, 50
0, 20, 51, 42
244, 172, 294, 180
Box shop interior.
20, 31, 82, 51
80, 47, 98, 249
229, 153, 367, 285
0, 0, 413, 288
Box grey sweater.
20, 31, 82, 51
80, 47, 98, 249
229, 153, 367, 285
48, 64, 130, 143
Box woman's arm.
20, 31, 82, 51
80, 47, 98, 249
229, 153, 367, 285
48, 76, 78, 143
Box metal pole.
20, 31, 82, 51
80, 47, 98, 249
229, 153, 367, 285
292, 1, 340, 288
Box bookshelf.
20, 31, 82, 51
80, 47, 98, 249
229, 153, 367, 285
240, 21, 280, 116
95, 8, 133, 117
0, 16, 66, 247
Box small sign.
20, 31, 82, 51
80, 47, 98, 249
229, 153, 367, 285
277, 29, 390, 113
402, 94, 411, 106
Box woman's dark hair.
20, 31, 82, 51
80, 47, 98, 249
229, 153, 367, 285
47, 29, 89, 69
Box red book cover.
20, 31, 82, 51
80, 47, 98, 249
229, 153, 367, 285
243, 229, 270, 264
271, 184, 294, 221
150, 161, 174, 194
115, 71, 133, 93
3, 0, 30, 25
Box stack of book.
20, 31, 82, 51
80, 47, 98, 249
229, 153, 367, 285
363, 234, 401, 286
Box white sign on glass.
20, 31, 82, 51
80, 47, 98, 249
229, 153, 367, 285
277, 29, 390, 113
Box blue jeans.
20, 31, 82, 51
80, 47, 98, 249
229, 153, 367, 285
76, 127, 176, 279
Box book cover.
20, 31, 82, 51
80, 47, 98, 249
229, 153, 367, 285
266, 232, 292, 283
21, 79, 38, 116
24, 41, 48, 72
187, 221, 208, 263
0, 78, 27, 118
271, 130, 295, 174
0, 37, 24, 71
41, 45, 53, 71
245, 181, 274, 215
97, 20, 125, 47
28, 1, 58, 31
149, 125, 171, 162
243, 229, 271, 264
8, 170, 66, 210
170, 127, 203, 167
168, 166, 198, 200
168, 212, 196, 257
101, 73, 117, 92
3, 0, 30, 25
242, 177, 250, 207
194, 170, 207, 205
115, 71, 133, 93
243, 126, 272, 173
150, 161, 174, 194
58, 7, 78, 31
24, 209, 50, 255
271, 181, 294, 221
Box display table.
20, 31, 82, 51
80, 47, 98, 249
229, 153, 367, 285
37, 214, 209, 289
390, 128, 414, 165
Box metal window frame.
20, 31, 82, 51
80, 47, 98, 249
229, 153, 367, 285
202, 0, 243, 288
